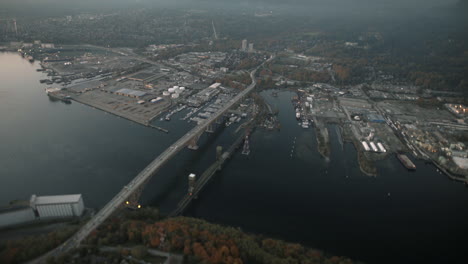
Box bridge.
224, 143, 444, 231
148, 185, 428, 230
31, 55, 275, 261
169, 133, 247, 217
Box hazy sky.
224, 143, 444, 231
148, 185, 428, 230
0, 0, 459, 7
0, 0, 462, 17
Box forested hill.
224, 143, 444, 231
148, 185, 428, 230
80, 216, 360, 264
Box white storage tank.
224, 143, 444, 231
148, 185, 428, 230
151, 97, 163, 103
377, 142, 387, 153
179, 87, 185, 91
171, 93, 180, 99
163, 91, 170, 96
30, 194, 85, 218
168, 88, 176, 93
361, 141, 370, 151
369, 142, 379, 152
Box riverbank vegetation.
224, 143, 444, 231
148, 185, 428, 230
0, 223, 80, 264
44, 212, 360, 264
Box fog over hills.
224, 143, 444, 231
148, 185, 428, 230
0, 0, 463, 18
0, 0, 460, 9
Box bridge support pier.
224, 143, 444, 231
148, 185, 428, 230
188, 134, 201, 150
206, 123, 214, 133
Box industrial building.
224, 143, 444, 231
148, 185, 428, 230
361, 140, 387, 153
30, 194, 85, 218
187, 85, 221, 107
0, 194, 85, 228
377, 142, 387, 153
361, 141, 370, 151
115, 88, 146, 98
369, 142, 379, 152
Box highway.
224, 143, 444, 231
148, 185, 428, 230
32, 55, 275, 262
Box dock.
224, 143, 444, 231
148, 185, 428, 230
148, 124, 169, 133
47, 92, 71, 103
433, 161, 468, 184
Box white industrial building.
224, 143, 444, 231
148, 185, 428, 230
377, 142, 387, 153
0, 194, 85, 228
361, 141, 370, 151
30, 194, 85, 218
208, 82, 221, 89
369, 142, 379, 152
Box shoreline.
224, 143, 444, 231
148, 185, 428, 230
71, 96, 169, 133
432, 160, 468, 185
356, 146, 378, 177
313, 117, 331, 162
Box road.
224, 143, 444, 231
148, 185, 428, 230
30, 55, 275, 263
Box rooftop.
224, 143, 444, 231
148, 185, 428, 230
31, 194, 82, 205
115, 88, 146, 97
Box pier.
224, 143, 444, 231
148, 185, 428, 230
148, 124, 169, 133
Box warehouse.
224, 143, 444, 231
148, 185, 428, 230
114, 88, 146, 98
30, 194, 85, 218
209, 82, 222, 89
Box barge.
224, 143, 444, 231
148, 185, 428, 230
397, 154, 416, 170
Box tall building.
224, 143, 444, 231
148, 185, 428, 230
248, 43, 254, 52
241, 39, 248, 51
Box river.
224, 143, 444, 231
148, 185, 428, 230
1, 52, 467, 264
